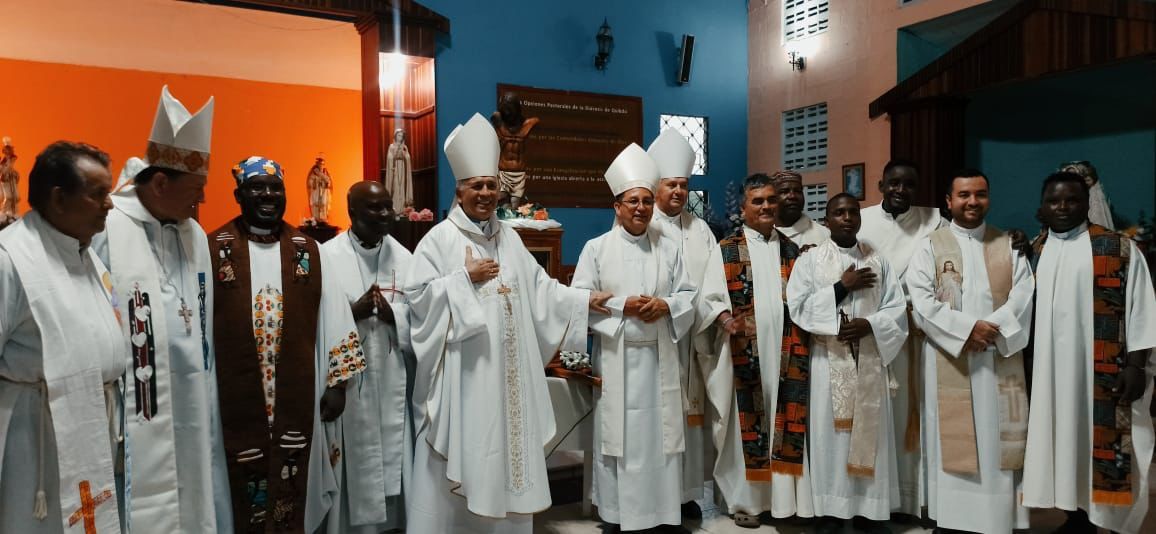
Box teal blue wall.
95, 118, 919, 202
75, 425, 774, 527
964, 61, 1155, 233
419, 0, 749, 263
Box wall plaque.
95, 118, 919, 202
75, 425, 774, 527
496, 84, 642, 208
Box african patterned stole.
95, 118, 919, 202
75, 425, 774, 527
209, 218, 322, 533
719, 227, 810, 479
928, 226, 1028, 475
1032, 223, 1134, 505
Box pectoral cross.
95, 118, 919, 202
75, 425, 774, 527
67, 480, 114, 534
178, 299, 193, 335
999, 374, 1026, 422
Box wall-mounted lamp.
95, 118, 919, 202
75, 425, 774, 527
788, 51, 806, 71
594, 18, 614, 70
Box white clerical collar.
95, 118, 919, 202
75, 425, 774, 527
28, 210, 87, 264
743, 224, 777, 243
351, 232, 382, 256
617, 224, 648, 243
782, 215, 812, 237
655, 209, 682, 225
448, 205, 499, 239
1049, 222, 1088, 240
949, 220, 986, 239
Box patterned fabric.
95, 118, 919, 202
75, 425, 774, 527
719, 227, 810, 480
146, 141, 209, 175
770, 170, 802, 187
326, 331, 366, 387
232, 156, 284, 184
253, 285, 285, 426
1032, 224, 1133, 505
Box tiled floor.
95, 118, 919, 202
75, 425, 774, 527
535, 475, 1156, 533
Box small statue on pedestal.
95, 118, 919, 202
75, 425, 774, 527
491, 93, 538, 209
384, 128, 413, 211
306, 155, 333, 224
0, 137, 19, 226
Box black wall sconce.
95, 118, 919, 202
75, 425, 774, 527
594, 18, 614, 70
788, 51, 806, 71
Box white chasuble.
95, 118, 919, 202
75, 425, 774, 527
404, 207, 589, 533
320, 231, 413, 533
779, 214, 830, 248
905, 222, 1034, 534
703, 226, 814, 518
572, 226, 696, 531
651, 210, 727, 502
1023, 224, 1156, 534
0, 211, 126, 534
786, 240, 908, 520
858, 203, 945, 514
95, 188, 229, 533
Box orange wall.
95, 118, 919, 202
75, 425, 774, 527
0, 57, 363, 231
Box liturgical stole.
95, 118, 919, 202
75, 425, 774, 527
719, 228, 811, 479
928, 226, 1028, 475
209, 219, 321, 533
1032, 224, 1135, 505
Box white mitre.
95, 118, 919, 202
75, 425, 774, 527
444, 113, 499, 181
605, 143, 658, 196
145, 85, 214, 176
646, 128, 695, 180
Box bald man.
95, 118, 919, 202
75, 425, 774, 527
321, 181, 414, 533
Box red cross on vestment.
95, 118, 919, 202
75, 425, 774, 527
67, 480, 113, 534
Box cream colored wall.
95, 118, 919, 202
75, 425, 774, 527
0, 0, 360, 90
748, 0, 987, 205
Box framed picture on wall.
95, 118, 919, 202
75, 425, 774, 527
842, 163, 866, 200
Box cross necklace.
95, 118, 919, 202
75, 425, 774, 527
153, 225, 193, 335
474, 230, 513, 314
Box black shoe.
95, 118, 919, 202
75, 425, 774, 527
652, 525, 691, 534
681, 500, 702, 520
852, 517, 893, 534
814, 516, 844, 534
1053, 509, 1097, 534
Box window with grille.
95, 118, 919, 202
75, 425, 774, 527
687, 190, 707, 219
783, 0, 830, 42
659, 114, 708, 175
803, 183, 829, 223
782, 102, 828, 171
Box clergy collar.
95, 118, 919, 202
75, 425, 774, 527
743, 224, 777, 243
949, 220, 986, 239
448, 205, 500, 239
782, 214, 812, 237
616, 224, 649, 243
1048, 221, 1088, 240
27, 210, 88, 264
237, 220, 283, 243
112, 189, 182, 229
655, 209, 683, 224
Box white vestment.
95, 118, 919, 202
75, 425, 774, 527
321, 231, 414, 533
573, 226, 697, 530
858, 203, 944, 514
786, 240, 908, 520
702, 226, 815, 518
905, 222, 1034, 534
651, 209, 728, 502
1022, 223, 1156, 534
0, 211, 126, 534
404, 207, 590, 533
779, 214, 830, 248
92, 188, 232, 534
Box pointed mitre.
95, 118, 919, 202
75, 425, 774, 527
646, 128, 695, 180
145, 85, 214, 175
604, 143, 658, 196
444, 113, 499, 181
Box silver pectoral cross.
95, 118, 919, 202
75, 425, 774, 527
178, 299, 193, 335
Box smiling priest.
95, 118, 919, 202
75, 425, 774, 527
207, 156, 366, 533
404, 113, 609, 533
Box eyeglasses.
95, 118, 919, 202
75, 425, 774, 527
618, 198, 655, 208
